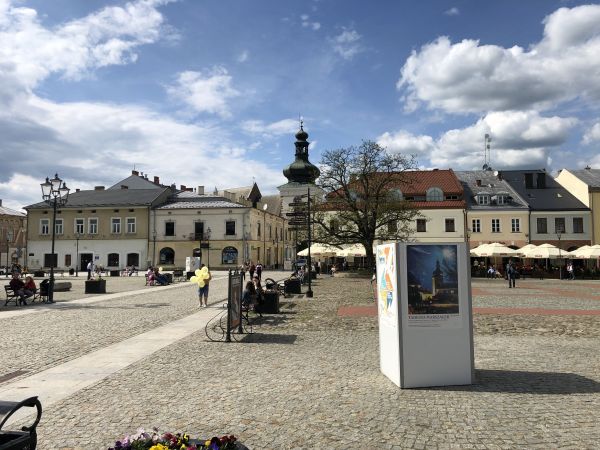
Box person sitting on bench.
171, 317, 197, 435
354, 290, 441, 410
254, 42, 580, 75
9, 273, 34, 306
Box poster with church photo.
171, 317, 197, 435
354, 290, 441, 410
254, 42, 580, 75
406, 244, 461, 328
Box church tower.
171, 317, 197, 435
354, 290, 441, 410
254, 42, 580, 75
432, 260, 443, 296
278, 121, 324, 215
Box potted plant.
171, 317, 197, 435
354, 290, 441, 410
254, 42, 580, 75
108, 428, 247, 450
85, 271, 106, 294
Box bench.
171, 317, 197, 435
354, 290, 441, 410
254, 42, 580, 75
4, 286, 19, 306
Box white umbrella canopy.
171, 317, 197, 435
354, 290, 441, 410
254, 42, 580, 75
523, 243, 564, 259
470, 243, 491, 257
476, 242, 521, 257
297, 243, 339, 257
337, 244, 367, 258
517, 244, 537, 256
570, 245, 600, 259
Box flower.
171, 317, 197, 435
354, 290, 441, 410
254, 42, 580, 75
108, 429, 238, 450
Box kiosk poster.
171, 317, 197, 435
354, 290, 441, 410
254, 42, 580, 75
376, 244, 397, 327
406, 244, 461, 328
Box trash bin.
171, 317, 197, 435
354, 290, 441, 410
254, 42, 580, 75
110, 270, 120, 277
262, 290, 279, 314
0, 396, 42, 450
186, 271, 195, 280
163, 273, 173, 284
284, 278, 302, 294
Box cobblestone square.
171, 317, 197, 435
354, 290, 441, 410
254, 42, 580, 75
1, 273, 599, 449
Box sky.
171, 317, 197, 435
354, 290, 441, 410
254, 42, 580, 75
2, 0, 600, 212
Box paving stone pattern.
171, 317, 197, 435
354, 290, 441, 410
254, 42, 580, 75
3, 275, 600, 449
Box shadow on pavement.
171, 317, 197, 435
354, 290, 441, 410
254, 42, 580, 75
437, 369, 600, 394
239, 333, 297, 344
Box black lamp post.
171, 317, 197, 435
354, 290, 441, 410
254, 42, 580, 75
152, 230, 157, 267
75, 232, 80, 277
262, 204, 268, 265
306, 186, 313, 298
205, 227, 211, 267
41, 174, 70, 303
5, 230, 13, 276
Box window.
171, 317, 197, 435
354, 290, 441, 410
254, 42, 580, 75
445, 194, 458, 200
55, 218, 63, 235
471, 219, 481, 233
511, 218, 520, 233
194, 221, 204, 239
537, 217, 547, 234
126, 253, 139, 267
65, 254, 71, 267
388, 221, 398, 233
497, 195, 506, 205
257, 222, 261, 238
222, 246, 238, 264
126, 218, 136, 234
573, 217, 584, 234
491, 219, 501, 233
445, 218, 455, 232
226, 220, 236, 235
416, 219, 427, 232
555, 217, 566, 234
40, 219, 49, 235
88, 218, 98, 234
269, 224, 272, 239
111, 218, 121, 234
44, 253, 57, 268
165, 221, 175, 236
389, 189, 403, 201
75, 218, 84, 234
159, 247, 175, 265
477, 194, 490, 205
107, 253, 120, 266
426, 187, 444, 202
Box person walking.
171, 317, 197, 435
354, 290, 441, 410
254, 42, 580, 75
255, 261, 263, 281
197, 264, 212, 307
249, 261, 255, 280
506, 260, 516, 288
567, 262, 575, 280
86, 260, 94, 280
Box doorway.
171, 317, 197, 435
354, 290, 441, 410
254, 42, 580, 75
80, 253, 93, 272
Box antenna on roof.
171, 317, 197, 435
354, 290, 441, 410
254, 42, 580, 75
483, 133, 492, 171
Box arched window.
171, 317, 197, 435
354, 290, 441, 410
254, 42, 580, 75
389, 189, 403, 201
426, 187, 443, 202
126, 253, 139, 267
159, 247, 175, 265
107, 253, 120, 267
222, 246, 238, 264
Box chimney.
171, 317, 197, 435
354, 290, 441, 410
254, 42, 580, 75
132, 170, 139, 176
475, 179, 482, 187
153, 176, 160, 185
121, 185, 128, 189
0, 199, 2, 206
197, 186, 204, 195
496, 171, 503, 181
94, 186, 105, 190
180, 185, 186, 191
76, 189, 80, 192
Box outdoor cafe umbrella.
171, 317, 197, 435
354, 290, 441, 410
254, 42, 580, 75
470, 243, 491, 257
569, 245, 600, 259
517, 243, 537, 256
474, 242, 520, 257
523, 243, 564, 259
297, 243, 339, 257
337, 243, 367, 258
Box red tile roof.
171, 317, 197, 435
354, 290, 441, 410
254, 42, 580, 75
410, 201, 465, 209
400, 170, 464, 194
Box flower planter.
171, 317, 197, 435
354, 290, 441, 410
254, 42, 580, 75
85, 279, 106, 294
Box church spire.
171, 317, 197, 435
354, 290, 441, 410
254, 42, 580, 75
283, 120, 320, 184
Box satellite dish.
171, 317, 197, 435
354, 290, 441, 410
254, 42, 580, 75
493, 170, 499, 176
482, 164, 489, 170
263, 204, 268, 211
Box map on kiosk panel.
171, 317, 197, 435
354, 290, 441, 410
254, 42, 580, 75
407, 245, 459, 315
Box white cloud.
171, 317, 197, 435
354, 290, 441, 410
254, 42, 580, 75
166, 67, 241, 118
241, 118, 298, 137
582, 122, 600, 145
378, 111, 576, 170
398, 4, 600, 113
301, 14, 320, 31
330, 28, 363, 60
445, 7, 460, 16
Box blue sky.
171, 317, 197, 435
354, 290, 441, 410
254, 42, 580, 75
2, 0, 600, 211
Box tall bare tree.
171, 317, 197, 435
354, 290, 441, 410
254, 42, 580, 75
312, 140, 419, 269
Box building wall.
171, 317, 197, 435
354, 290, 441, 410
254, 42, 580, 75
555, 170, 590, 206
466, 210, 529, 248
529, 210, 592, 248
591, 192, 600, 245
26, 206, 150, 270
0, 213, 26, 267
407, 208, 466, 243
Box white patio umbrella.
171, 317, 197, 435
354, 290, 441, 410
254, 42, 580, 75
297, 243, 339, 257
570, 245, 600, 259
523, 243, 564, 259
475, 242, 521, 257
517, 244, 537, 256
337, 244, 367, 258
470, 243, 491, 257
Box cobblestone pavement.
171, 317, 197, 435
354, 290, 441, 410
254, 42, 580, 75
3, 275, 600, 449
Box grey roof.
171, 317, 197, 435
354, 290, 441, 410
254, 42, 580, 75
155, 191, 246, 209
108, 174, 163, 190
501, 170, 589, 211
455, 170, 528, 209
260, 195, 283, 216
0, 204, 25, 216
566, 168, 600, 189
25, 188, 170, 209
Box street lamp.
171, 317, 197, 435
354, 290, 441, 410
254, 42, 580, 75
205, 227, 211, 267
75, 232, 80, 277
5, 230, 13, 276
40, 173, 70, 303
262, 204, 268, 265
152, 229, 157, 267
557, 230, 563, 280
